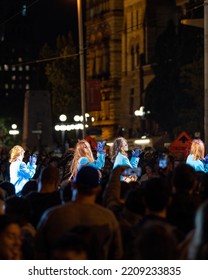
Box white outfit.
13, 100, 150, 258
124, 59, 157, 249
10, 158, 37, 194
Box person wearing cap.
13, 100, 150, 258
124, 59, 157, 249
36, 166, 123, 260
9, 145, 37, 195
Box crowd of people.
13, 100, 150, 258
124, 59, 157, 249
0, 136, 208, 260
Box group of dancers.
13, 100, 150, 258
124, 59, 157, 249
8, 136, 208, 195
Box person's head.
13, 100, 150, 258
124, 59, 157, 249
172, 163, 197, 193
110, 137, 128, 162
0, 215, 22, 259
75, 139, 94, 159
188, 200, 208, 259
0, 181, 15, 198
133, 221, 178, 260
125, 187, 146, 215
51, 232, 89, 260
143, 177, 170, 212
38, 165, 60, 192
5, 195, 32, 224
70, 140, 94, 176
75, 166, 101, 196
21, 180, 38, 196
9, 145, 25, 163
190, 139, 205, 160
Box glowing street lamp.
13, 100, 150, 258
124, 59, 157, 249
55, 114, 67, 153
9, 124, 19, 142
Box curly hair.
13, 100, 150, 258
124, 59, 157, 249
110, 137, 128, 163
9, 145, 25, 163
190, 139, 205, 160
69, 140, 95, 179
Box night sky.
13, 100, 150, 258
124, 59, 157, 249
4, 0, 79, 50
27, 0, 78, 47
0, 0, 79, 123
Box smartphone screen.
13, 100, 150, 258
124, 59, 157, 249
159, 159, 167, 169
122, 167, 142, 177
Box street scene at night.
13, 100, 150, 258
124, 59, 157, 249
0, 0, 208, 268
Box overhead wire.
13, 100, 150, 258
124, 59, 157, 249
0, 0, 41, 26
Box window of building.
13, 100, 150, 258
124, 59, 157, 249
131, 11, 134, 31
136, 10, 139, 29
129, 88, 134, 115
131, 46, 134, 70
136, 44, 140, 67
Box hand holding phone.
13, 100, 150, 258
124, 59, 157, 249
29, 154, 37, 165
122, 167, 142, 177
159, 158, 167, 169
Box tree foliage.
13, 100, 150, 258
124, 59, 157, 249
144, 20, 204, 138
39, 33, 81, 121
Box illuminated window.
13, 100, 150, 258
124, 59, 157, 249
18, 57, 23, 62
4, 84, 9, 89
26, 76, 30, 80
25, 65, 30, 71
12, 75, 16, 80
12, 66, 16, 71
25, 84, 30, 90
18, 66, 23, 71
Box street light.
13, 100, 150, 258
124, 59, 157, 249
134, 106, 145, 118
57, 114, 67, 153
9, 124, 19, 142
77, 0, 86, 138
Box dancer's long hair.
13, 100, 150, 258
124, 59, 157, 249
190, 139, 205, 160
110, 137, 128, 163
69, 140, 94, 179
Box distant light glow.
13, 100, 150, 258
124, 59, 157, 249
134, 106, 145, 117
55, 123, 84, 131
9, 130, 19, 135
134, 138, 150, 145
11, 124, 17, 129
59, 114, 67, 122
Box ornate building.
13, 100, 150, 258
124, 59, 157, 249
85, 0, 185, 140
85, 0, 124, 140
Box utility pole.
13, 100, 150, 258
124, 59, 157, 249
204, 0, 208, 147
77, 0, 86, 138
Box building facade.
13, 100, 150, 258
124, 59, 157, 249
85, 0, 179, 140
